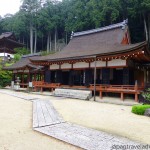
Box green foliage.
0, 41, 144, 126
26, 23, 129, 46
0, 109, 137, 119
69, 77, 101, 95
40, 51, 55, 56
14, 54, 21, 62
14, 47, 30, 55
0, 0, 150, 50
0, 59, 12, 87
132, 105, 150, 115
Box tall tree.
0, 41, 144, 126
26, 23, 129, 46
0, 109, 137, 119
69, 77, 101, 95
21, 0, 41, 54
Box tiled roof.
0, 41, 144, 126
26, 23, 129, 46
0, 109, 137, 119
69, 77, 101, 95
3, 55, 43, 70
73, 20, 128, 37
0, 32, 13, 39
30, 20, 147, 62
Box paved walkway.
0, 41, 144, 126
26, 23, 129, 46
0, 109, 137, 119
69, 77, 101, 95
0, 89, 140, 150
33, 100, 64, 128
33, 100, 139, 150
0, 89, 38, 100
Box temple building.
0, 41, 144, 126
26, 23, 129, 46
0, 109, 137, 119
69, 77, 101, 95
5, 20, 150, 101
0, 32, 24, 60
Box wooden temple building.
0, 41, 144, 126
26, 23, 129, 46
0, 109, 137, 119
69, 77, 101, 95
4, 20, 150, 101
0, 32, 24, 59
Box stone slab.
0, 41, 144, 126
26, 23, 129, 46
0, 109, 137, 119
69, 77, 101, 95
33, 100, 64, 128
54, 89, 92, 100
34, 122, 139, 150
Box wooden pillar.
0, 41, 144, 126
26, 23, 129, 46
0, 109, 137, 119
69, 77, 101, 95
99, 91, 103, 99
94, 56, 97, 101
135, 93, 138, 102
121, 92, 124, 101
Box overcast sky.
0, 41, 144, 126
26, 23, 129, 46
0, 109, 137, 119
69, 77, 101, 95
0, 0, 21, 17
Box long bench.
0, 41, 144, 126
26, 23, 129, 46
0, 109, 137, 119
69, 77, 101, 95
90, 84, 144, 102
33, 81, 61, 92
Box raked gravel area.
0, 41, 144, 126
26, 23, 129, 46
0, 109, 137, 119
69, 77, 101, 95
0, 90, 149, 149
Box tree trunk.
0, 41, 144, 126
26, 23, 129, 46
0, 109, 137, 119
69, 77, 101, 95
42, 33, 43, 50
34, 30, 37, 53
23, 36, 25, 44
50, 33, 52, 52
66, 32, 67, 44
30, 22, 33, 54
54, 27, 57, 52
143, 13, 148, 42
47, 33, 50, 53
148, 13, 150, 46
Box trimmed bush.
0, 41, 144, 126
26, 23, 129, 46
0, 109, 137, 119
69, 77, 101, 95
132, 105, 150, 115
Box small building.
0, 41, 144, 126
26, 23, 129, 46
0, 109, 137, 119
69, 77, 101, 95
4, 54, 44, 88
0, 32, 24, 60
5, 20, 150, 101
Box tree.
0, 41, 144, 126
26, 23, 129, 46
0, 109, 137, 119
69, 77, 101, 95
20, 0, 41, 54
127, 0, 150, 44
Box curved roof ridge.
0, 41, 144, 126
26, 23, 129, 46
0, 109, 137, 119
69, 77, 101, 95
73, 19, 128, 37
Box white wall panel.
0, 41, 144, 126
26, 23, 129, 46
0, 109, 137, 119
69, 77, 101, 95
61, 63, 72, 69
107, 59, 126, 67
91, 61, 106, 67
73, 62, 89, 69
50, 64, 59, 70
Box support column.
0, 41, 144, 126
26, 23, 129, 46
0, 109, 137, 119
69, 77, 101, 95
121, 92, 124, 101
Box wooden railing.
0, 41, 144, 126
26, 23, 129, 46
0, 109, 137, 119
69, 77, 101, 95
33, 81, 61, 92
89, 84, 144, 102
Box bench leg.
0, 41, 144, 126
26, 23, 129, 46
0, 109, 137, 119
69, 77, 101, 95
99, 91, 102, 99
135, 93, 138, 102
41, 87, 43, 92
121, 92, 124, 101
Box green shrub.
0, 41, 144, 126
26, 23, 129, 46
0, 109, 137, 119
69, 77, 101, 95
132, 105, 150, 115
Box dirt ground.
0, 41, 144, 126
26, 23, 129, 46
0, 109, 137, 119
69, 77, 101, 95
0, 90, 150, 150
50, 98, 150, 144
0, 93, 79, 150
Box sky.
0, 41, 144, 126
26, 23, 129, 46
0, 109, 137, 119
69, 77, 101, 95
0, 0, 21, 17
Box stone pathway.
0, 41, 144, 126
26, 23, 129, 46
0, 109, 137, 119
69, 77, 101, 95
0, 90, 38, 100
0, 89, 140, 150
33, 100, 64, 128
33, 99, 139, 150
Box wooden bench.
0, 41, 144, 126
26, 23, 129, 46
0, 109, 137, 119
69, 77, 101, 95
33, 81, 61, 92
90, 84, 144, 102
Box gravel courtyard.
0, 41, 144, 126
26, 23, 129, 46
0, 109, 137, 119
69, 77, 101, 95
51, 98, 150, 144
0, 90, 150, 150
0, 93, 79, 150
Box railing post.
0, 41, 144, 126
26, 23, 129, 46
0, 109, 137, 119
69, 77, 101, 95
93, 56, 97, 101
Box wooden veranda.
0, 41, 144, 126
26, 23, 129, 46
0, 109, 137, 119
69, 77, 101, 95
32, 81, 144, 102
